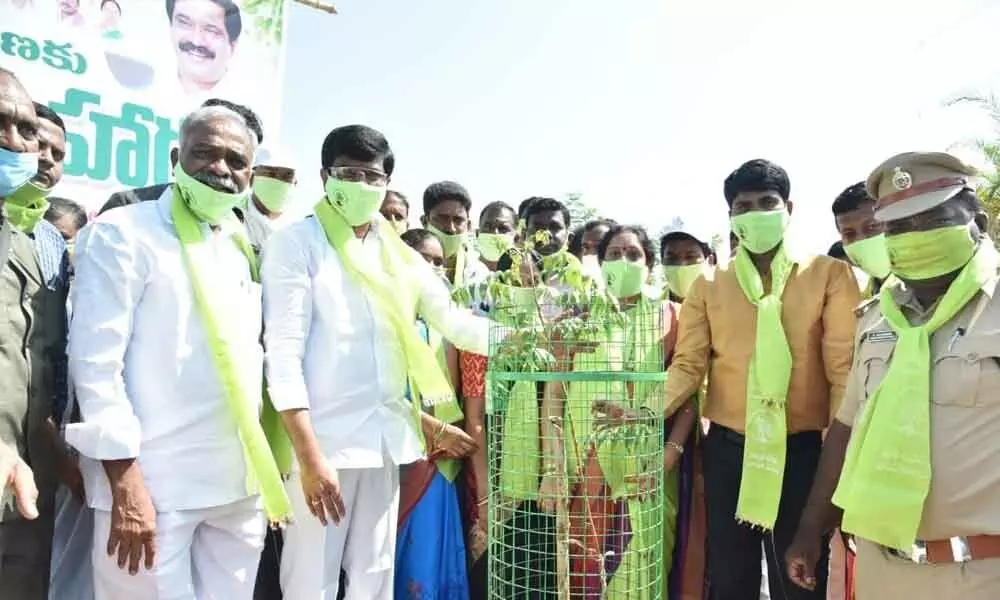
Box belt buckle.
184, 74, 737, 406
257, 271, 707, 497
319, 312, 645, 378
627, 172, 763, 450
950, 536, 972, 562
888, 537, 972, 564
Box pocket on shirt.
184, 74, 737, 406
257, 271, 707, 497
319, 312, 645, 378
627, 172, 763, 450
858, 341, 893, 399
946, 335, 1000, 407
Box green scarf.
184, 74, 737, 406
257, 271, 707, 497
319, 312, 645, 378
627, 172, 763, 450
4, 182, 50, 233
833, 242, 998, 550
170, 189, 292, 524
313, 198, 464, 427
421, 327, 463, 481
733, 245, 794, 530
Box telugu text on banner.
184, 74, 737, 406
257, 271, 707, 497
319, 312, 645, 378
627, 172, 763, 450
1, 0, 289, 212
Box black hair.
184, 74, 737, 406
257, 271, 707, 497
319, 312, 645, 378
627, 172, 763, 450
44, 197, 87, 231
827, 240, 847, 260
497, 248, 543, 273
165, 0, 242, 41
320, 125, 395, 176
201, 98, 263, 144
101, 0, 121, 12
422, 181, 471, 215
522, 197, 570, 229
32, 102, 65, 133
517, 197, 537, 219
479, 200, 515, 222
597, 224, 657, 269
0, 67, 14, 78
723, 159, 790, 206
831, 182, 873, 216
385, 190, 408, 210
954, 188, 983, 212
400, 228, 439, 249
568, 225, 584, 256
659, 232, 712, 262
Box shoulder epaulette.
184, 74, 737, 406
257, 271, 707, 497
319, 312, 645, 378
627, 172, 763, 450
854, 295, 879, 318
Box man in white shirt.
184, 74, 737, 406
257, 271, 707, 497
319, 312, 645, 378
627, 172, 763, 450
262, 124, 491, 599
66, 105, 271, 598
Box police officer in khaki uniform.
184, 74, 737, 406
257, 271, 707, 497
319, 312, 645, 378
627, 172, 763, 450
784, 151, 1000, 599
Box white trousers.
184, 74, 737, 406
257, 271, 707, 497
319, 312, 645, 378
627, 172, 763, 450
280, 464, 400, 600
49, 485, 95, 600
92, 496, 265, 600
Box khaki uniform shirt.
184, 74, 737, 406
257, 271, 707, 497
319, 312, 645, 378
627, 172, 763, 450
836, 272, 1000, 540
666, 254, 861, 432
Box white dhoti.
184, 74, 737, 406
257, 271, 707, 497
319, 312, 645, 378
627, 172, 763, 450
92, 496, 265, 600
49, 485, 95, 600
280, 464, 399, 600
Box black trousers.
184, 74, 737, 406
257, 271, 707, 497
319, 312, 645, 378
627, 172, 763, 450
253, 528, 283, 600
702, 425, 829, 600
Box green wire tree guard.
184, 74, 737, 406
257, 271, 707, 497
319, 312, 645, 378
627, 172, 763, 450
476, 254, 669, 600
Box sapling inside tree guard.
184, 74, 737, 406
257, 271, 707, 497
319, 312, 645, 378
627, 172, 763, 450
453, 231, 671, 600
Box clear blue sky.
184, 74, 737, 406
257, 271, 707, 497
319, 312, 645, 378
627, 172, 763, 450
280, 0, 1000, 252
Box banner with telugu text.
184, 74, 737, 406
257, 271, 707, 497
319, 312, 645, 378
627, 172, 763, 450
1, 0, 289, 213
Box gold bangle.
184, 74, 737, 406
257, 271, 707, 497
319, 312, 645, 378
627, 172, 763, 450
666, 441, 684, 455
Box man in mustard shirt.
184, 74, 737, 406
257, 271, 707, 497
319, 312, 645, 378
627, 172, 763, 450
785, 151, 1000, 600
663, 159, 860, 599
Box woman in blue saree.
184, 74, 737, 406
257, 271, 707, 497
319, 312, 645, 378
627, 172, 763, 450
394, 230, 474, 600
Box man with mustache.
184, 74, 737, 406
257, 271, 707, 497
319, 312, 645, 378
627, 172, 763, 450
0, 66, 68, 600
98, 97, 263, 214
66, 105, 288, 598
166, 0, 242, 94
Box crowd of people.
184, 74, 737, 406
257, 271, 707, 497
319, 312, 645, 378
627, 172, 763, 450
2, 60, 999, 600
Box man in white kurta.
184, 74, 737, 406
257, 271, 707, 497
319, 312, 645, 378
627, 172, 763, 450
262, 124, 491, 599
66, 106, 268, 599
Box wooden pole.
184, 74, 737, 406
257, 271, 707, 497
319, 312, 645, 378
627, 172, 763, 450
291, 0, 337, 13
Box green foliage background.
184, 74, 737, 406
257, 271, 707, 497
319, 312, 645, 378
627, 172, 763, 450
241, 0, 285, 46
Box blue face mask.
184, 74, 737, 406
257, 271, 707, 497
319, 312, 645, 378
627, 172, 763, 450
0, 147, 40, 198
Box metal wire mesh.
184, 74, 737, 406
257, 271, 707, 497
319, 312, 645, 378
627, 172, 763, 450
486, 283, 668, 600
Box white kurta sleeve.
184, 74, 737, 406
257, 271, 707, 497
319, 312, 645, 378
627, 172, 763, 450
262, 228, 313, 412
416, 259, 491, 355
64, 221, 146, 460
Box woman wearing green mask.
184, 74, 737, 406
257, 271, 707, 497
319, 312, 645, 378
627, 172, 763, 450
660, 230, 717, 302
537, 225, 703, 599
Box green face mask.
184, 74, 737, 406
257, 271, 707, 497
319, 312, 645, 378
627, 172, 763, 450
477, 232, 513, 262
886, 224, 977, 281
253, 176, 293, 213
324, 177, 385, 227
601, 259, 647, 298
391, 220, 408, 235
174, 164, 248, 225
663, 263, 708, 299
845, 234, 891, 280
730, 209, 789, 254
427, 224, 466, 258
3, 181, 51, 233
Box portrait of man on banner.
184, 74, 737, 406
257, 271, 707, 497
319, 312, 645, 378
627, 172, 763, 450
166, 0, 243, 94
